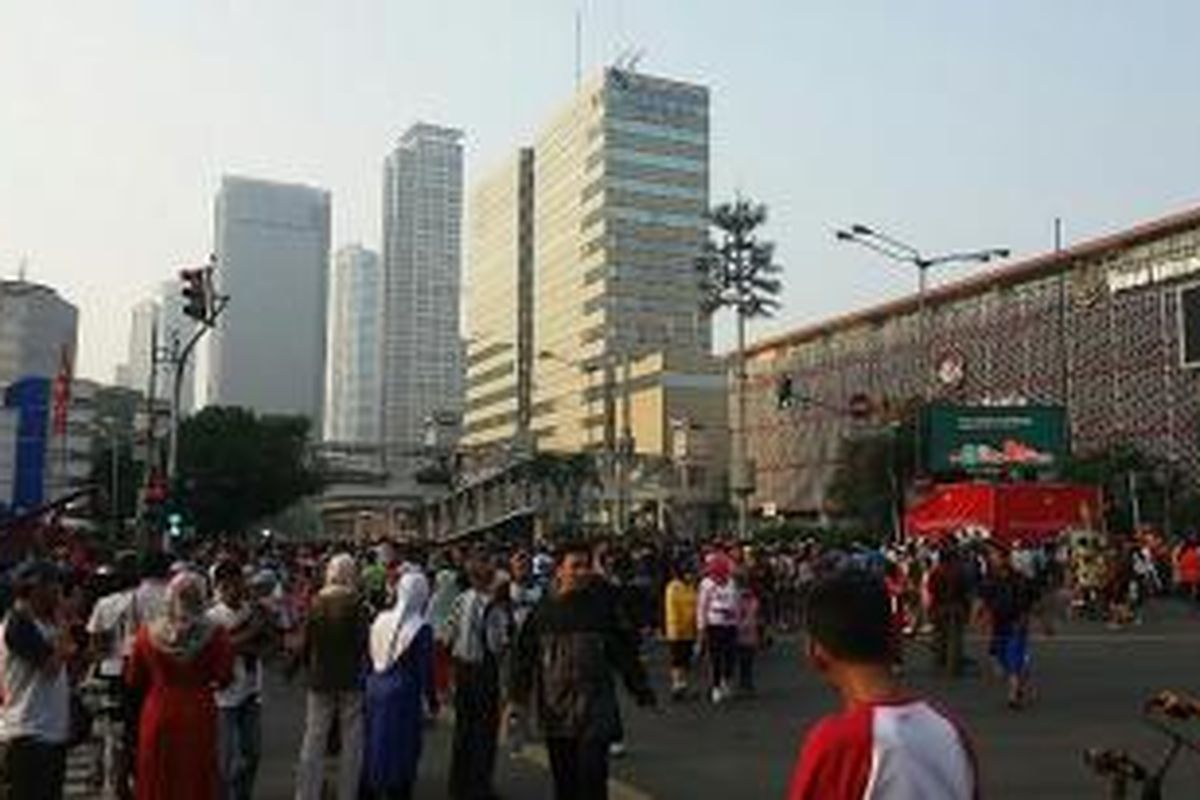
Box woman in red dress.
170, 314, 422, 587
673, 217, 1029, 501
126, 570, 234, 800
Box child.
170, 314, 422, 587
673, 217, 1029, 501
663, 562, 699, 700
735, 579, 760, 695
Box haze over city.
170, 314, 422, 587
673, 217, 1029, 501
4, 0, 1199, 381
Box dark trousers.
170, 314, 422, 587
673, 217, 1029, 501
706, 625, 737, 688
546, 737, 610, 800
448, 660, 500, 800
0, 736, 67, 800
932, 606, 967, 676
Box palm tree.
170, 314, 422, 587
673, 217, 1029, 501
696, 197, 783, 538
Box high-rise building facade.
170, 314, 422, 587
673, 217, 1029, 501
0, 280, 78, 389
531, 68, 717, 453
381, 124, 464, 480
0, 280, 83, 510
325, 244, 383, 443
462, 69, 729, 524
208, 176, 331, 427
123, 299, 158, 396
464, 149, 535, 448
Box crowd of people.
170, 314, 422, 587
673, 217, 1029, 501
0, 525, 1197, 799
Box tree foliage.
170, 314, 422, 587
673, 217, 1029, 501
695, 197, 783, 319
825, 421, 916, 538
177, 406, 322, 536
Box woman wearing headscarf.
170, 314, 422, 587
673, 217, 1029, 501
125, 570, 234, 800
295, 553, 371, 800
362, 571, 437, 800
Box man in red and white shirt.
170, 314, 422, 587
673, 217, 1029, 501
788, 570, 978, 800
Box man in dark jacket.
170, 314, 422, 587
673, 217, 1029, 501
509, 541, 656, 800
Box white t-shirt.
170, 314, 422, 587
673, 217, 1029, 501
206, 601, 263, 708
86, 589, 135, 678
0, 614, 70, 744
698, 577, 740, 628
131, 580, 169, 629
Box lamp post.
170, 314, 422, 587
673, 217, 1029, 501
834, 224, 1009, 475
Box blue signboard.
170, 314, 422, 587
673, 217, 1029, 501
4, 377, 51, 512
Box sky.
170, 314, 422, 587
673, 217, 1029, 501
2, 0, 1199, 382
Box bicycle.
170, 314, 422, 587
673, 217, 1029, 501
1083, 691, 1200, 799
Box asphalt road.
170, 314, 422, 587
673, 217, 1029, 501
246, 600, 1200, 798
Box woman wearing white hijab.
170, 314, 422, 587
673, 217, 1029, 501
362, 571, 438, 800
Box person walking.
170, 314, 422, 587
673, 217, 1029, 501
0, 561, 72, 800
293, 554, 370, 800
126, 571, 234, 800
509, 542, 656, 800
927, 547, 971, 677
735, 577, 760, 695
208, 560, 271, 800
787, 570, 977, 799
362, 571, 437, 800
445, 556, 509, 800
662, 561, 698, 701
696, 551, 739, 703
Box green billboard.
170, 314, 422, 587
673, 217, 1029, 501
924, 404, 1067, 474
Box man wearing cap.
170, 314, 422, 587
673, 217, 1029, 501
0, 561, 72, 800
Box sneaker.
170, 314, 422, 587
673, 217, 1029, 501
710, 687, 723, 704
610, 741, 627, 758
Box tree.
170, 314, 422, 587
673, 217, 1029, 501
177, 407, 323, 537
696, 197, 783, 538
528, 451, 601, 534
826, 419, 916, 539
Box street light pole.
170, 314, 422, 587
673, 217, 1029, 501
835, 225, 1010, 478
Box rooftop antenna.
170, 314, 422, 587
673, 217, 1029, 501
17, 256, 28, 283
575, 7, 582, 89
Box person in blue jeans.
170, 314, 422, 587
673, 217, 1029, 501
977, 548, 1049, 709
208, 559, 272, 800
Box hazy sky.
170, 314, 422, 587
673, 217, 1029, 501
3, 0, 1199, 382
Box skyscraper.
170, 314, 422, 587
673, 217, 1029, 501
325, 244, 383, 444
122, 299, 158, 396
468, 69, 723, 458
463, 149, 534, 448
208, 176, 330, 427
381, 124, 464, 482
0, 279, 78, 390
0, 279, 82, 510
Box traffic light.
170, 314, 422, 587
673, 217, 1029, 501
776, 375, 796, 409
180, 267, 210, 322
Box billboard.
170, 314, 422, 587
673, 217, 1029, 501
924, 404, 1067, 475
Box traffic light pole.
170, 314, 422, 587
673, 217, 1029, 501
166, 294, 228, 484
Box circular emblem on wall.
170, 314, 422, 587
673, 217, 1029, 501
936, 351, 967, 388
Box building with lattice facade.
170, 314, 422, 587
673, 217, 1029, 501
742, 206, 1200, 515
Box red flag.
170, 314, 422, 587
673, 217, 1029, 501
52, 345, 72, 436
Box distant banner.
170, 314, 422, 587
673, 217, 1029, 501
924, 404, 1067, 475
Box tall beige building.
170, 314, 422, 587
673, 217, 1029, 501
465, 69, 727, 515
464, 149, 534, 448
